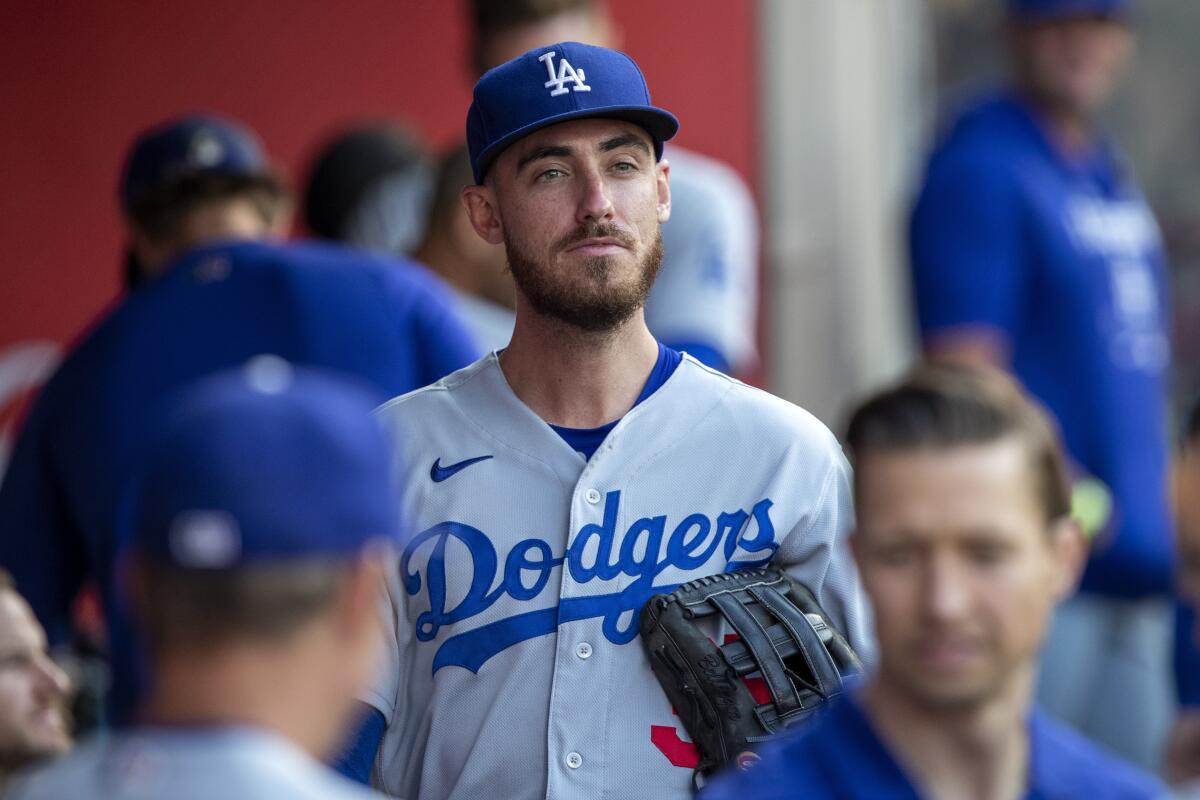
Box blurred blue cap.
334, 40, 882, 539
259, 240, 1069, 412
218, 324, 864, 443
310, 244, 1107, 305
466, 41, 678, 184
1008, 0, 1129, 20
132, 356, 400, 569
120, 114, 270, 212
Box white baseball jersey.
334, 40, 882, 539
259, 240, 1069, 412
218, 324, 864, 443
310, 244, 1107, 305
6, 727, 382, 800
366, 353, 870, 800
647, 146, 759, 372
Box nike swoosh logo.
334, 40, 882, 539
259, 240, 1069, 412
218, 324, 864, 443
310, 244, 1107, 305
430, 455, 494, 483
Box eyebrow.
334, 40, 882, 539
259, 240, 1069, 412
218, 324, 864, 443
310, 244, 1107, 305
599, 133, 651, 156
516, 145, 573, 174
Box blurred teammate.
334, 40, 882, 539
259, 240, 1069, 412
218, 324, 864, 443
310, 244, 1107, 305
908, 0, 1173, 767
6, 362, 397, 799
463, 0, 759, 374
303, 122, 433, 256
0, 571, 71, 792
412, 144, 516, 352
0, 114, 477, 725
702, 366, 1163, 800
349, 43, 868, 800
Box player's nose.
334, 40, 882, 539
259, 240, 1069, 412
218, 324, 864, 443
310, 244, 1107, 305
575, 166, 614, 224
33, 652, 71, 698
920, 554, 973, 622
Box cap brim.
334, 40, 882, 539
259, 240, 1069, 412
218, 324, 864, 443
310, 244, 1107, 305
473, 105, 679, 184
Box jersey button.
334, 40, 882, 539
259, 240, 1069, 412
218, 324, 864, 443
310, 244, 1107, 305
585, 488, 602, 504
575, 642, 593, 659
566, 752, 583, 769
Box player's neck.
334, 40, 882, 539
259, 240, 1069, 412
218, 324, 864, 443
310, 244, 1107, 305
139, 646, 338, 760
500, 303, 659, 428
860, 671, 1033, 800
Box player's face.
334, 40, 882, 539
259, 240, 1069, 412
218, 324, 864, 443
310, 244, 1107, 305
1010, 16, 1131, 115
476, 118, 670, 333
853, 440, 1079, 713
0, 591, 71, 768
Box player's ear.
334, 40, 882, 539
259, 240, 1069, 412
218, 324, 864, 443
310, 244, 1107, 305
1047, 516, 1086, 600
656, 158, 671, 225
461, 184, 505, 246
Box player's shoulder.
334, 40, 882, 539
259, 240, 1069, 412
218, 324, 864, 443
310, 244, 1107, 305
375, 352, 496, 418
3, 735, 107, 799
675, 355, 842, 455
1029, 709, 1166, 799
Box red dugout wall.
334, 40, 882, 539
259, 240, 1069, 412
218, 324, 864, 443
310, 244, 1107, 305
0, 1, 757, 455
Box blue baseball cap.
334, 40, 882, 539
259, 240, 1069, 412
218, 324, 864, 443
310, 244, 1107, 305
1008, 0, 1129, 20
131, 356, 400, 569
466, 41, 679, 184
120, 114, 271, 212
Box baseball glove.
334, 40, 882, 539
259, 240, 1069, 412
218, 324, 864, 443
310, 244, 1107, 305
639, 567, 861, 786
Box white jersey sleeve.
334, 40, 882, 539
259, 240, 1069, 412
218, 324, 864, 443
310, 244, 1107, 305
6, 727, 384, 800
365, 354, 868, 800
646, 146, 759, 372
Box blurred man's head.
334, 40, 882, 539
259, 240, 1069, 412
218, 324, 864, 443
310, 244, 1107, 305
1005, 0, 1132, 118
844, 366, 1084, 714
413, 144, 513, 308
302, 122, 432, 255
470, 0, 616, 76
125, 358, 399, 758
0, 571, 71, 782
120, 115, 291, 288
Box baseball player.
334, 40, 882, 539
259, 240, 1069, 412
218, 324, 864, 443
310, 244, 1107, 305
701, 366, 1164, 800
909, 0, 1173, 768
346, 43, 870, 800
0, 114, 478, 726
7, 360, 400, 800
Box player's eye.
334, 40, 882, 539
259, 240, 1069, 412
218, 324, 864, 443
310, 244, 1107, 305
967, 542, 1010, 565
611, 160, 637, 173
536, 167, 566, 182
873, 545, 916, 568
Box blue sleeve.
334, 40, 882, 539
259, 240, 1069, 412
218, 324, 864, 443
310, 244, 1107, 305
1175, 601, 1200, 707
0, 379, 88, 645
330, 703, 386, 784
909, 154, 1028, 343
412, 289, 480, 385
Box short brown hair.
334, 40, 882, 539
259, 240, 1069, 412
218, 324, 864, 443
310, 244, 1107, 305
470, 0, 598, 75
843, 364, 1071, 523
134, 560, 347, 655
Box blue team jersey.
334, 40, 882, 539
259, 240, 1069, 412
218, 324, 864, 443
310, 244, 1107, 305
0, 239, 478, 723
699, 695, 1164, 800
910, 93, 1172, 598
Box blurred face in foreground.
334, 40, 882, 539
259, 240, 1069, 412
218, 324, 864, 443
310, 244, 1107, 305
1009, 15, 1132, 117
853, 439, 1080, 712
0, 590, 71, 773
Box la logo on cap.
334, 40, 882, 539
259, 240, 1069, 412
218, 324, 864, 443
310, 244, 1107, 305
539, 51, 591, 97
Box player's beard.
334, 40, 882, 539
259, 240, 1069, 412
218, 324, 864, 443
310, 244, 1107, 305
505, 223, 663, 334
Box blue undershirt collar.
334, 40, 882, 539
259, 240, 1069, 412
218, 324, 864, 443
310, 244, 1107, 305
549, 342, 682, 460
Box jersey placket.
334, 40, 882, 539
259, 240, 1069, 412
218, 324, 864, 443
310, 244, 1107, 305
543, 434, 623, 800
